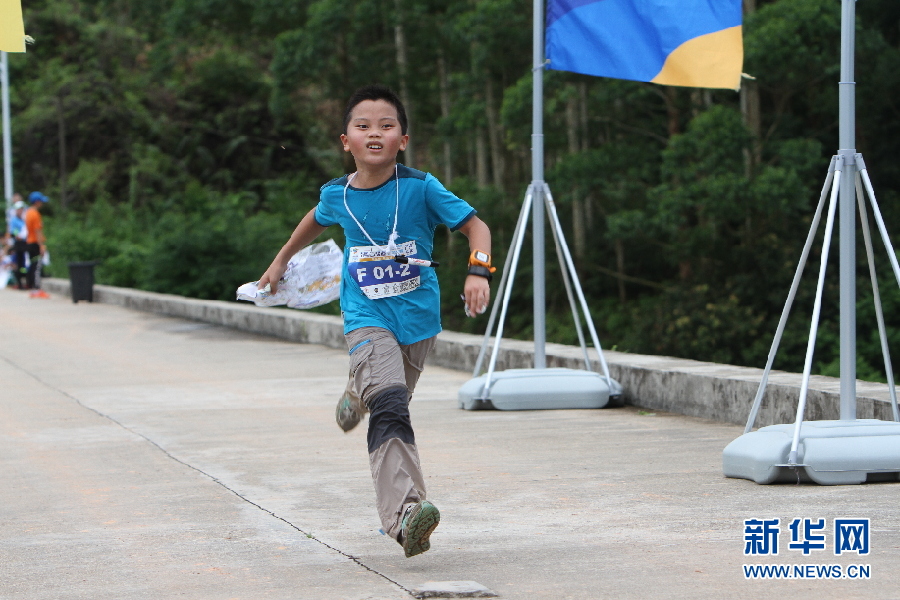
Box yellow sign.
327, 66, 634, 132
1, 0, 26, 53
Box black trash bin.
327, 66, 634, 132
68, 261, 99, 303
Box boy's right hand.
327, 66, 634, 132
258, 262, 287, 293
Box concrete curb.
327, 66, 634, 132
42, 277, 899, 427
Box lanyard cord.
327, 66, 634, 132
343, 164, 400, 253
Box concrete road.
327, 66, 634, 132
1, 288, 898, 600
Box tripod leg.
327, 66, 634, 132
861, 165, 900, 289
856, 166, 900, 422
543, 183, 612, 382
472, 187, 532, 376
744, 156, 837, 433
789, 164, 842, 465
546, 194, 591, 370
481, 186, 535, 398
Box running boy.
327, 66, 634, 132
258, 85, 494, 557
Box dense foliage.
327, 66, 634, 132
6, 0, 900, 381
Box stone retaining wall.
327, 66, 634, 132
43, 278, 898, 427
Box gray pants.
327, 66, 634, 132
344, 327, 436, 540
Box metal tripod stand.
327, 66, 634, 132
457, 0, 622, 411
724, 0, 900, 484
743, 154, 900, 443
470, 181, 615, 398
723, 151, 900, 485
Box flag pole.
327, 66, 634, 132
531, 0, 546, 368
2, 51, 12, 209
837, 0, 857, 419
458, 0, 623, 410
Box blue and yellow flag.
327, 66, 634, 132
546, 0, 743, 89
1, 0, 26, 52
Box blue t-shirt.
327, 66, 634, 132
314, 164, 475, 345
8, 215, 26, 240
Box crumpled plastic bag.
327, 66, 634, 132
237, 239, 342, 309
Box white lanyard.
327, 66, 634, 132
343, 165, 400, 254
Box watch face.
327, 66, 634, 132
474, 251, 489, 263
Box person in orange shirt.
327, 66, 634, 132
24, 191, 49, 293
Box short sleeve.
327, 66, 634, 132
424, 174, 476, 231
314, 201, 337, 228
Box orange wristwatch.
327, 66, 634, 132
467, 250, 496, 281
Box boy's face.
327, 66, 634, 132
340, 99, 408, 171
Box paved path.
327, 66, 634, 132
1, 288, 897, 600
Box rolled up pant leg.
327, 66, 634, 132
367, 386, 426, 539
344, 327, 436, 540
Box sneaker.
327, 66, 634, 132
399, 500, 440, 558
335, 384, 366, 433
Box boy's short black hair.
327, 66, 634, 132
343, 85, 408, 135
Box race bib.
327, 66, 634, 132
348, 241, 421, 299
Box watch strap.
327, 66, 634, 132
467, 265, 494, 282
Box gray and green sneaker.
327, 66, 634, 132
399, 500, 440, 558
335, 383, 367, 433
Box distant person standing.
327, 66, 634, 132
3, 193, 25, 247
4, 192, 24, 238
25, 192, 49, 297
8, 197, 29, 289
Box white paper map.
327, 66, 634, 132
237, 239, 342, 309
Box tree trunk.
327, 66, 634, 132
690, 89, 713, 117
740, 1, 761, 176
485, 78, 505, 191
438, 53, 453, 185
615, 238, 627, 303
394, 0, 415, 168
572, 196, 586, 262
476, 126, 489, 188
566, 93, 579, 154
584, 192, 595, 231
740, 78, 762, 177
664, 87, 681, 137
56, 97, 67, 209
565, 93, 586, 260
129, 164, 138, 209
579, 81, 589, 151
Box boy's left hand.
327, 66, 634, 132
463, 275, 491, 318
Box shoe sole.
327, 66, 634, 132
403, 501, 440, 558
335, 394, 363, 433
